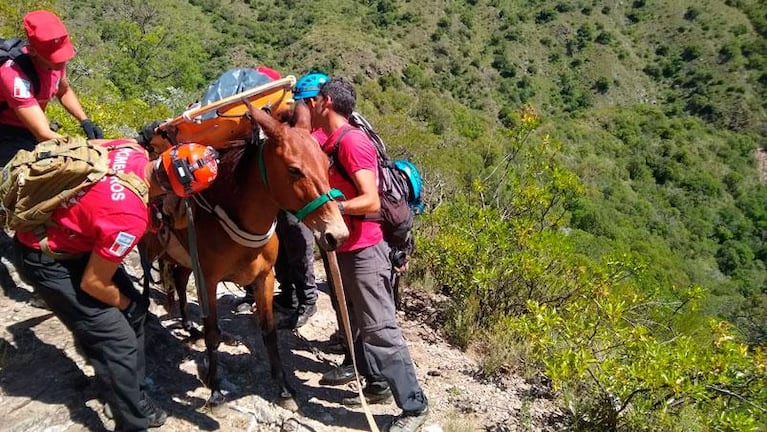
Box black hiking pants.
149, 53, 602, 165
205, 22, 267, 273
0, 123, 36, 166
14, 240, 150, 431
274, 210, 318, 308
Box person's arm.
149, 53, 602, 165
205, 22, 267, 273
340, 168, 380, 215
80, 253, 132, 310
56, 76, 88, 122
14, 104, 63, 141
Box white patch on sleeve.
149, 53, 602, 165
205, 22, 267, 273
13, 77, 31, 99
108, 231, 136, 257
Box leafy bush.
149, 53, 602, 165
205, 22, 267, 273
418, 105, 583, 343
419, 106, 767, 429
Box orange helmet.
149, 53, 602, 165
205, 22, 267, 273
156, 143, 220, 197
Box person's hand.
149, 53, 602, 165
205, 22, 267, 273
136, 120, 164, 147
242, 97, 255, 115
242, 97, 270, 115
394, 260, 410, 274
80, 119, 104, 139
122, 295, 149, 322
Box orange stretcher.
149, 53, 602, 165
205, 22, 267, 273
159, 76, 296, 149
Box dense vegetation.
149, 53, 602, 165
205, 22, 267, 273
2, 0, 766, 430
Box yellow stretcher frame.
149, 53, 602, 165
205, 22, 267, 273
161, 76, 296, 149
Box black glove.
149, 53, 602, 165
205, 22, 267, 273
136, 120, 164, 147
390, 247, 410, 270
80, 119, 104, 139
123, 295, 150, 323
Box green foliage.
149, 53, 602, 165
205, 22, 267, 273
418, 106, 584, 343
47, 95, 172, 139
513, 295, 767, 430
419, 107, 767, 428
0, 0, 56, 35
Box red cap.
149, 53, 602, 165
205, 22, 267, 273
23, 10, 75, 64
256, 66, 281, 81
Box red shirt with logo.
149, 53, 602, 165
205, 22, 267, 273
0, 47, 64, 127
17, 141, 150, 263
322, 125, 382, 253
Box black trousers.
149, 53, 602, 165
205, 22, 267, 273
0, 124, 36, 166
14, 240, 150, 431
274, 210, 318, 307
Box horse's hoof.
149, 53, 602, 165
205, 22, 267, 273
277, 395, 299, 412
206, 392, 227, 415
187, 326, 204, 340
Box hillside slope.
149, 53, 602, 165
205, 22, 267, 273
0, 245, 562, 432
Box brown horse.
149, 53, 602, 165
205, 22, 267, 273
142, 102, 348, 409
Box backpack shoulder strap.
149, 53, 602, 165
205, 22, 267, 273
329, 125, 357, 186
350, 111, 390, 163
0, 38, 40, 113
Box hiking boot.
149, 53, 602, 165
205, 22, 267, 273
384, 405, 430, 432
341, 383, 393, 407
278, 303, 317, 329
105, 396, 167, 428
29, 291, 49, 309
273, 292, 297, 312
294, 303, 317, 328
138, 395, 168, 428
319, 364, 356, 386
324, 330, 347, 355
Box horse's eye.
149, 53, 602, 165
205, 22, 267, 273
287, 166, 303, 179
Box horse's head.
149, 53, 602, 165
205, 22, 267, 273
244, 99, 349, 251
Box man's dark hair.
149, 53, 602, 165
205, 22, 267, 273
319, 77, 356, 118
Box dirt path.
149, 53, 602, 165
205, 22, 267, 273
0, 239, 562, 432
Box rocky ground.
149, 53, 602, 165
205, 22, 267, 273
0, 241, 564, 432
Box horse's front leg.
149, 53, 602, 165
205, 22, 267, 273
200, 282, 225, 407
252, 271, 297, 411
172, 265, 202, 339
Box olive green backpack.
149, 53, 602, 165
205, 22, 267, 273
0, 136, 149, 237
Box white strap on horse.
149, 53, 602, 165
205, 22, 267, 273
193, 194, 276, 248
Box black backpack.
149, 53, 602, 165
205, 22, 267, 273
0, 38, 40, 113
330, 112, 417, 264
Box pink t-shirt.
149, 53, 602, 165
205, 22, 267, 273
17, 141, 150, 263
323, 125, 382, 252
0, 47, 64, 127
311, 127, 328, 147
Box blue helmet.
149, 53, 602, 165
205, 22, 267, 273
294, 72, 330, 100
394, 159, 424, 214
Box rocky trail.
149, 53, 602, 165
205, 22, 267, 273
0, 239, 563, 432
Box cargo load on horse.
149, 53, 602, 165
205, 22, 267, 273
150, 68, 295, 151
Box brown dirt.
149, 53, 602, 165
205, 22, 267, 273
0, 239, 564, 432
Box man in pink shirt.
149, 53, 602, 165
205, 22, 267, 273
311, 77, 429, 432
14, 139, 219, 431
0, 10, 103, 166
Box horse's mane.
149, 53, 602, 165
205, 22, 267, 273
204, 141, 259, 198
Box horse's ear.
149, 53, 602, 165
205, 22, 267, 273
293, 101, 311, 131
245, 102, 285, 141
